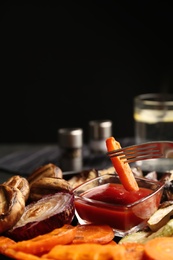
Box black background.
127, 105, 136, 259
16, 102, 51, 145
1, 1, 173, 144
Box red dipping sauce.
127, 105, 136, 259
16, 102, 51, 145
74, 178, 163, 235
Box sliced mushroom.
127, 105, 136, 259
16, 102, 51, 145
29, 177, 71, 201
4, 175, 30, 202
0, 184, 25, 234
27, 163, 63, 186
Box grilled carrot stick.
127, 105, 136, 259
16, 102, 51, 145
106, 137, 139, 191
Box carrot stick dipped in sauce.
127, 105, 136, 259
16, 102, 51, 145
106, 137, 139, 192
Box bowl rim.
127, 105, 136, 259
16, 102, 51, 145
73, 173, 164, 208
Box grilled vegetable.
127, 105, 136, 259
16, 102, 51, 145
6, 191, 75, 241
27, 163, 63, 186
29, 176, 71, 201
163, 179, 173, 201
106, 137, 139, 191
6, 224, 77, 255
119, 219, 173, 244
0, 185, 25, 234
147, 201, 173, 231
146, 218, 173, 240
67, 169, 99, 189
144, 236, 173, 260
119, 230, 151, 244
72, 224, 115, 244
4, 175, 30, 202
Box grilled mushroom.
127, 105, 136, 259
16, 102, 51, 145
4, 175, 30, 202
29, 176, 71, 201
0, 184, 25, 234
27, 163, 63, 186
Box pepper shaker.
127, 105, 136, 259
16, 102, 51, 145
88, 120, 113, 154
58, 128, 83, 171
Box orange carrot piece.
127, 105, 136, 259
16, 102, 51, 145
0, 236, 16, 254
42, 243, 126, 260
3, 248, 41, 260
121, 242, 144, 260
106, 137, 139, 191
106, 240, 117, 245
72, 224, 115, 244
8, 224, 77, 255
144, 237, 173, 260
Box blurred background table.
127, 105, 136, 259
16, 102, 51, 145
0, 138, 135, 183
0, 143, 109, 183
0, 143, 59, 182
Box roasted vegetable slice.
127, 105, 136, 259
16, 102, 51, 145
4, 175, 30, 202
67, 169, 99, 189
119, 230, 151, 244
119, 219, 173, 244
144, 237, 173, 260
27, 163, 63, 186
72, 224, 115, 244
6, 224, 77, 255
6, 192, 75, 241
147, 218, 173, 240
0, 185, 25, 234
29, 176, 71, 201
106, 137, 139, 191
44, 243, 125, 260
147, 201, 173, 231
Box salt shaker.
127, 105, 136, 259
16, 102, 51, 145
58, 128, 83, 171
88, 120, 113, 154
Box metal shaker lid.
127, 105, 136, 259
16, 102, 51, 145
58, 128, 83, 148
89, 120, 112, 140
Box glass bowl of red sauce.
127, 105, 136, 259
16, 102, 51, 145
73, 173, 164, 237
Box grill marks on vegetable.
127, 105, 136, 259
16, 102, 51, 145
0, 182, 26, 234
0, 163, 74, 241
29, 176, 71, 202
27, 163, 63, 186
6, 192, 75, 241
